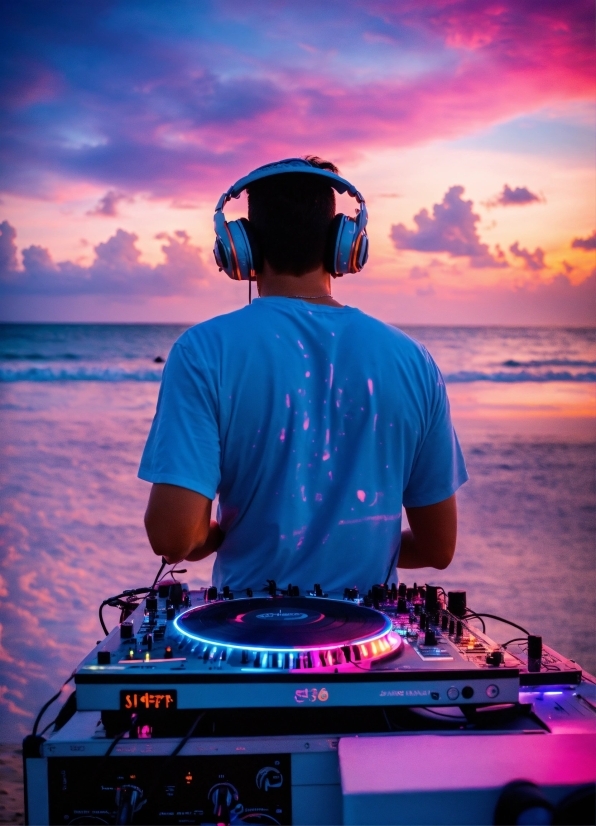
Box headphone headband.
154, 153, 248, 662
214, 158, 364, 213
213, 158, 369, 283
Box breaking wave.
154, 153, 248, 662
444, 370, 596, 383
0, 366, 164, 382
502, 358, 596, 368
1, 366, 595, 383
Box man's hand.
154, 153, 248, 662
144, 483, 224, 565
399, 494, 457, 570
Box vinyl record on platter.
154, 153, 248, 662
176, 596, 393, 650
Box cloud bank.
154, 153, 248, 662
1, 221, 209, 296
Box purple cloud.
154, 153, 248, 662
487, 185, 542, 207
0, 1, 592, 201
509, 242, 547, 271
0, 220, 18, 272
86, 190, 130, 217
571, 231, 596, 251
0, 221, 209, 296
390, 186, 507, 268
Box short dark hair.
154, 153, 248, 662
247, 156, 338, 275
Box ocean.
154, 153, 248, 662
0, 323, 594, 742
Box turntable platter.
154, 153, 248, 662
175, 597, 402, 664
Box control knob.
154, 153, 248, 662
209, 782, 239, 820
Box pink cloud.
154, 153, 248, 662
1, 1, 592, 200
337, 270, 596, 326
486, 185, 543, 207
390, 186, 507, 268
571, 231, 596, 251
0, 221, 210, 296
86, 190, 131, 217
509, 242, 547, 271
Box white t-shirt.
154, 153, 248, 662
139, 298, 468, 593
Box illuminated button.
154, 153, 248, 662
486, 684, 500, 699
447, 687, 459, 701
164, 646, 173, 659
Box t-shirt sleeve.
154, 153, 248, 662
138, 340, 221, 499
402, 348, 468, 508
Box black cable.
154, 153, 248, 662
39, 718, 58, 737
465, 611, 530, 636
99, 587, 152, 635
32, 673, 75, 737
99, 601, 110, 636
151, 558, 168, 589
100, 714, 139, 766
382, 708, 393, 732
157, 566, 187, 586
104, 728, 130, 758
464, 612, 486, 633
502, 637, 527, 649
167, 710, 206, 760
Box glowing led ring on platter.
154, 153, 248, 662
173, 598, 398, 655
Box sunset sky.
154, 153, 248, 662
1, 0, 594, 324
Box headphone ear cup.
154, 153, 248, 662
224, 218, 262, 280
324, 214, 346, 276
238, 218, 263, 274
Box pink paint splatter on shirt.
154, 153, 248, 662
305, 371, 311, 378
297, 340, 304, 350
357, 490, 366, 502
285, 394, 290, 407
329, 363, 334, 389
339, 513, 401, 526
279, 429, 286, 441
303, 416, 310, 431
322, 451, 330, 461
368, 379, 374, 395
373, 413, 378, 431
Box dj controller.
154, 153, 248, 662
24, 579, 596, 825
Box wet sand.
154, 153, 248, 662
0, 746, 23, 825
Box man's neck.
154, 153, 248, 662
256, 263, 343, 307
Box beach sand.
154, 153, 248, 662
0, 383, 593, 821
0, 746, 23, 825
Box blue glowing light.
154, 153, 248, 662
173, 606, 396, 654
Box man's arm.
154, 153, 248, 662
144, 483, 224, 565
399, 494, 457, 570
